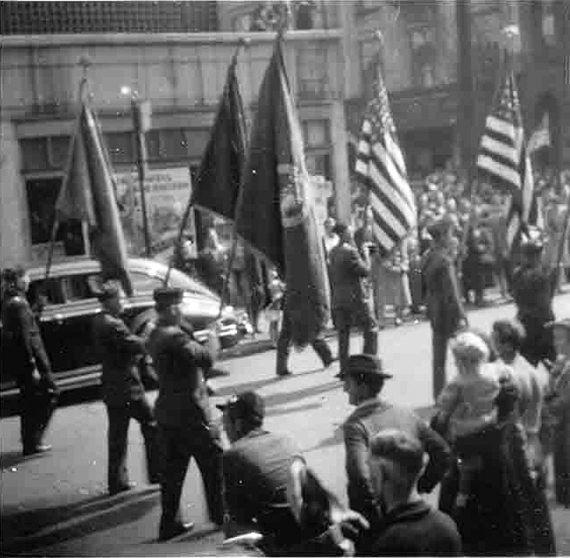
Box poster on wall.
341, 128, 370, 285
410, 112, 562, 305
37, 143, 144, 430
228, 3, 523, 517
114, 167, 197, 261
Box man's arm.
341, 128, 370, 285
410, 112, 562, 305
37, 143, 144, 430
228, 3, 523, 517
416, 421, 452, 493
347, 247, 371, 278
109, 318, 145, 356
343, 420, 378, 523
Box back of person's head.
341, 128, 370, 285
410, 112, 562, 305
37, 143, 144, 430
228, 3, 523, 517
218, 391, 265, 439
492, 319, 525, 352
369, 429, 425, 497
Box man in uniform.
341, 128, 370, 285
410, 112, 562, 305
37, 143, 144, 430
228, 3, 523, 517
339, 354, 451, 528
146, 287, 223, 541
92, 282, 160, 495
421, 218, 467, 400
1, 266, 58, 456
511, 227, 557, 366
328, 223, 378, 371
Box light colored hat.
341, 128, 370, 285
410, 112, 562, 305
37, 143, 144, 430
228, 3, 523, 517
451, 331, 490, 362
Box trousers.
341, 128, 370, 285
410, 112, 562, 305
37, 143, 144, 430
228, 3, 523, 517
157, 423, 224, 536
276, 310, 333, 374
333, 307, 378, 372
432, 330, 450, 401
105, 397, 160, 492
20, 380, 58, 453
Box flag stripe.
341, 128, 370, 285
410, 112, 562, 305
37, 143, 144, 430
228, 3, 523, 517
485, 115, 518, 143
476, 153, 522, 189
480, 135, 518, 165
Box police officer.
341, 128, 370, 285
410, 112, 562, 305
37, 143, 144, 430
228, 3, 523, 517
512, 227, 557, 367
1, 266, 58, 456
421, 218, 467, 400
92, 282, 160, 495
328, 223, 378, 372
146, 287, 223, 541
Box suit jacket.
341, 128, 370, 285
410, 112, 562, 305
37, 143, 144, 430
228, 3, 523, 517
92, 311, 146, 405
146, 323, 213, 429
343, 398, 452, 524
421, 247, 465, 335
328, 242, 370, 311
1, 290, 53, 386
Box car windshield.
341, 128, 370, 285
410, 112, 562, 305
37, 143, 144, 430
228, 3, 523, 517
164, 268, 218, 299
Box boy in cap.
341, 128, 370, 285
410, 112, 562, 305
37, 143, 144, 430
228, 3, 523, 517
364, 429, 461, 555
421, 217, 467, 400
92, 281, 159, 495
1, 266, 58, 455
339, 354, 451, 526
146, 286, 223, 540
218, 390, 304, 551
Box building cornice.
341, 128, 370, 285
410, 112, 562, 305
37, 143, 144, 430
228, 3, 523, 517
0, 29, 343, 48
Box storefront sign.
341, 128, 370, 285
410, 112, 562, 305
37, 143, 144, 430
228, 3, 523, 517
114, 167, 197, 258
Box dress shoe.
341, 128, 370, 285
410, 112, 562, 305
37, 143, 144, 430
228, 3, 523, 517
322, 356, 338, 368
23, 444, 52, 456
158, 521, 195, 541
276, 369, 293, 377
109, 481, 136, 496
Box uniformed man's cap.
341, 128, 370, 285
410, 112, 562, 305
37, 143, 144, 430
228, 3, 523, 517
153, 287, 183, 307
519, 226, 544, 254
545, 318, 570, 331
369, 429, 424, 474
216, 390, 265, 423
332, 221, 349, 236
1, 266, 26, 284
96, 281, 121, 302
427, 217, 453, 240
335, 353, 392, 381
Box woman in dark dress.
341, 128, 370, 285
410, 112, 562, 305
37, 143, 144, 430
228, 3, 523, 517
434, 339, 556, 556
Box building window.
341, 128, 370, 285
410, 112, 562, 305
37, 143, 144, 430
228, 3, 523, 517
21, 137, 49, 171
49, 135, 71, 169
306, 151, 331, 178
25, 177, 84, 254
297, 43, 328, 98
410, 26, 437, 88
303, 120, 330, 148
541, 1, 556, 46
104, 132, 134, 165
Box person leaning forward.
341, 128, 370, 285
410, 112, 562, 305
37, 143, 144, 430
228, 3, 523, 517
338, 354, 452, 529
92, 282, 160, 496
146, 287, 224, 541
328, 222, 378, 372
421, 217, 467, 400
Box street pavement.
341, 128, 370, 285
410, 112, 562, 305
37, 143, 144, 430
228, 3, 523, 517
1, 293, 569, 556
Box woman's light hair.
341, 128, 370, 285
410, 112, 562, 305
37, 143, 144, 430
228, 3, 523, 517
451, 331, 490, 363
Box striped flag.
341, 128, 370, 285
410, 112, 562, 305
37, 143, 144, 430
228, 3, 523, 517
527, 112, 551, 154
476, 68, 539, 253
354, 67, 416, 257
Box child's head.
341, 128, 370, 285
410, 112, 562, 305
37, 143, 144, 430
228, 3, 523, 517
451, 331, 490, 375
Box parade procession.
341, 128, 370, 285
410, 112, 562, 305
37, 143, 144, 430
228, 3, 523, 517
1, 1, 570, 556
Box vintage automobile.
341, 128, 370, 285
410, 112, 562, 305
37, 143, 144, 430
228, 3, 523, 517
0, 257, 249, 399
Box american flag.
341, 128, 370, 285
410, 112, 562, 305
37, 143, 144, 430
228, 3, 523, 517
527, 112, 551, 154
355, 68, 416, 256
476, 69, 540, 252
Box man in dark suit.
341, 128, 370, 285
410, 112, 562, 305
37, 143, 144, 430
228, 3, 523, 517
339, 354, 451, 527
512, 228, 557, 367
92, 282, 160, 495
1, 266, 58, 456
328, 223, 378, 371
146, 287, 223, 541
421, 218, 467, 400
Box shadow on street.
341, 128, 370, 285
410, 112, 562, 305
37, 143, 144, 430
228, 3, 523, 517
1, 487, 160, 555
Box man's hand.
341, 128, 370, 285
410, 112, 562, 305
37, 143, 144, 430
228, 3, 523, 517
31, 367, 41, 385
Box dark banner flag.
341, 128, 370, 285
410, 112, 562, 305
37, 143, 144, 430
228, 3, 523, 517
236, 37, 328, 346
56, 103, 133, 296
191, 52, 247, 221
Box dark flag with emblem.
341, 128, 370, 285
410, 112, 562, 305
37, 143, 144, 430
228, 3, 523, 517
191, 52, 247, 221
355, 65, 416, 257
236, 37, 328, 346
476, 65, 541, 255
55, 103, 133, 295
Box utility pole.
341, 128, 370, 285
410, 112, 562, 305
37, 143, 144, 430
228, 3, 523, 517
456, 0, 475, 188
